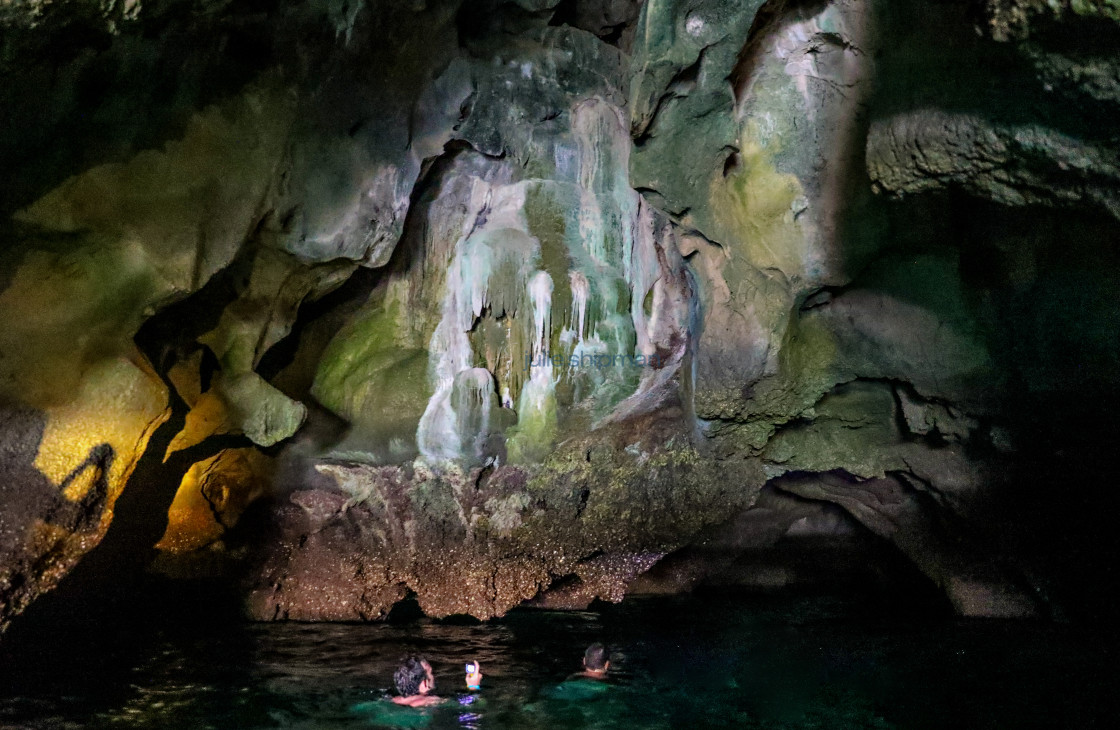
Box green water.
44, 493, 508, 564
0, 592, 1113, 729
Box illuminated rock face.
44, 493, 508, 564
3, 0, 1120, 628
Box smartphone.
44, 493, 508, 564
465, 662, 478, 674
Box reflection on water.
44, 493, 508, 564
0, 592, 1114, 729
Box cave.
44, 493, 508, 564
2, 0, 1119, 726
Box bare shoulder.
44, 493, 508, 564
391, 695, 445, 708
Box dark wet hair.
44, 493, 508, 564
394, 655, 431, 696
583, 643, 609, 671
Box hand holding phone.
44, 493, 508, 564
465, 661, 482, 690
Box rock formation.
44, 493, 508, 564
2, 0, 1119, 631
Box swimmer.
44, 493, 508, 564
392, 655, 443, 707
536, 643, 612, 704
573, 643, 610, 680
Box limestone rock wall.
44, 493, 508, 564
2, 0, 1119, 629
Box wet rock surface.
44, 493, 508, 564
246, 408, 764, 620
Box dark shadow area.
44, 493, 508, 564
456, 0, 551, 53
0, 572, 253, 729
870, 0, 1120, 140
864, 184, 1120, 626
254, 265, 379, 386
386, 594, 428, 624
991, 400, 1120, 626
629, 487, 953, 619
706, 531, 953, 620
546, 0, 644, 49
0, 0, 293, 219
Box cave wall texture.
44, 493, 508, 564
2, 0, 1120, 631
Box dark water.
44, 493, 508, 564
0, 591, 1114, 729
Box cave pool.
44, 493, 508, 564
0, 589, 1113, 729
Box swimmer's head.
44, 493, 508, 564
583, 643, 609, 673
394, 655, 435, 697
